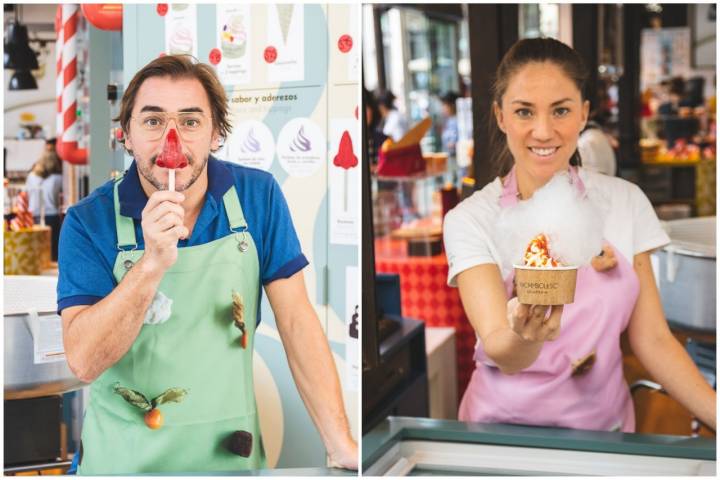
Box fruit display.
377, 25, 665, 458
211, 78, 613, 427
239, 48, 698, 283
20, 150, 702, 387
641, 138, 715, 164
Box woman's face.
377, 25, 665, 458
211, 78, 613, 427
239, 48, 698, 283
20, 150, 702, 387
495, 62, 589, 184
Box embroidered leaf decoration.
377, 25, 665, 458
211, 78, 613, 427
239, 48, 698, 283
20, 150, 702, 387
152, 387, 189, 408
113, 384, 152, 411
232, 290, 245, 330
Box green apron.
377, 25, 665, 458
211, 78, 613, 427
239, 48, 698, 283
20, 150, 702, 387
78, 176, 266, 474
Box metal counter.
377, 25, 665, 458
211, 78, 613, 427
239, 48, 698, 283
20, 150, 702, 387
363, 417, 716, 476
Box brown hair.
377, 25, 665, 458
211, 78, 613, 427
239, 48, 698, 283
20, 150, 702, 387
489, 38, 589, 177
32, 150, 62, 179
116, 55, 231, 152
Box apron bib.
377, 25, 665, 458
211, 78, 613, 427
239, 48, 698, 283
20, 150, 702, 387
78, 176, 266, 474
458, 167, 641, 432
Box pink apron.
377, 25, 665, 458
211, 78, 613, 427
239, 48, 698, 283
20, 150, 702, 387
458, 167, 640, 432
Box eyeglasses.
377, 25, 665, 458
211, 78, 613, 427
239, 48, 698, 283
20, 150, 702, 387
131, 111, 209, 141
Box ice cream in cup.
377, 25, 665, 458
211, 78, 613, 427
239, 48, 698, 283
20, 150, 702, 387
513, 234, 578, 305
221, 15, 247, 59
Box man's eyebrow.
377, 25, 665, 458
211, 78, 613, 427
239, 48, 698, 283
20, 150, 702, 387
138, 106, 205, 113
139, 105, 165, 113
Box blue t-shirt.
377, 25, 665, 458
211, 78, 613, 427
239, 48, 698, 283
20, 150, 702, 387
57, 156, 308, 324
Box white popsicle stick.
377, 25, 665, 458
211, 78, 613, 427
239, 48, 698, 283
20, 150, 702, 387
168, 169, 175, 192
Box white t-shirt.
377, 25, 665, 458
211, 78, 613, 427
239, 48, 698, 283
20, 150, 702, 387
25, 172, 63, 216
578, 128, 617, 176
443, 168, 670, 286
382, 109, 409, 142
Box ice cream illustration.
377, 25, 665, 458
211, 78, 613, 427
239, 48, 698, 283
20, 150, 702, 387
168, 24, 193, 55
289, 126, 312, 153
241, 128, 261, 154
221, 14, 247, 59
275, 4, 294, 45
333, 130, 358, 212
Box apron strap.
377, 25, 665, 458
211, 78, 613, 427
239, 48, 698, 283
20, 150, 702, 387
113, 174, 138, 250
222, 186, 248, 231
499, 167, 519, 208
113, 177, 247, 246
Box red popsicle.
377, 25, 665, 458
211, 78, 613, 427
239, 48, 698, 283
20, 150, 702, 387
333, 131, 358, 169
155, 129, 187, 191
333, 131, 358, 212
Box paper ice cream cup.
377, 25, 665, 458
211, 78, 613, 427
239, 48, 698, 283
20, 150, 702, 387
513, 265, 578, 305
221, 39, 246, 59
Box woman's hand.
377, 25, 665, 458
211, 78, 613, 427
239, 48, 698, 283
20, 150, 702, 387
507, 297, 564, 342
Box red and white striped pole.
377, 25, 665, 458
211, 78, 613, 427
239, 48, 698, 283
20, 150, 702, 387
55, 4, 87, 165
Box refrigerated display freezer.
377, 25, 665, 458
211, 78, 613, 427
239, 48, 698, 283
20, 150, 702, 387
363, 417, 715, 476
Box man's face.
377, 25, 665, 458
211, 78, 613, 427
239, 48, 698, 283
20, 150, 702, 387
124, 76, 220, 192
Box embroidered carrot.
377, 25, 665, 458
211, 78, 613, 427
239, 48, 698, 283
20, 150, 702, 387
232, 291, 247, 349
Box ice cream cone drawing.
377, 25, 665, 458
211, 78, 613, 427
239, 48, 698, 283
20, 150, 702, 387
241, 128, 261, 154
333, 130, 358, 212
275, 4, 294, 45
290, 126, 312, 153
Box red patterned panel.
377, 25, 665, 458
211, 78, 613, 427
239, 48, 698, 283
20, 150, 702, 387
376, 239, 476, 405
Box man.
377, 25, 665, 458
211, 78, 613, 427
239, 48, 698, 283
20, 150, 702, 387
58, 55, 357, 474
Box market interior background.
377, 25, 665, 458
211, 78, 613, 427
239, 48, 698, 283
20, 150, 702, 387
362, 2, 716, 442
4, 3, 360, 475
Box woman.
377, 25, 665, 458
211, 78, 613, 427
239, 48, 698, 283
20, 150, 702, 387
443, 38, 715, 432
25, 138, 63, 260
377, 90, 408, 142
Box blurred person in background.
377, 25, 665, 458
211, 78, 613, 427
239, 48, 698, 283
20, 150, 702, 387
577, 112, 617, 177
25, 138, 63, 260
377, 90, 408, 142
440, 91, 460, 158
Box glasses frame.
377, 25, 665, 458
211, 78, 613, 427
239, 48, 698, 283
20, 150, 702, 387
129, 111, 211, 142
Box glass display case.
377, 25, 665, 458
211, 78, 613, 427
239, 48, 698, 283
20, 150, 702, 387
373, 168, 456, 259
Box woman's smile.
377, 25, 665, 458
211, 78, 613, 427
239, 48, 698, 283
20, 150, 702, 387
528, 146, 561, 159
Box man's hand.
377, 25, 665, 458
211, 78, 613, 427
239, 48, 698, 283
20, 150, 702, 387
266, 272, 358, 472
507, 297, 563, 342
328, 438, 358, 470
140, 191, 188, 272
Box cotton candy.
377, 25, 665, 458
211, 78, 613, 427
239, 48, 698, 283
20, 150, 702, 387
494, 171, 605, 277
